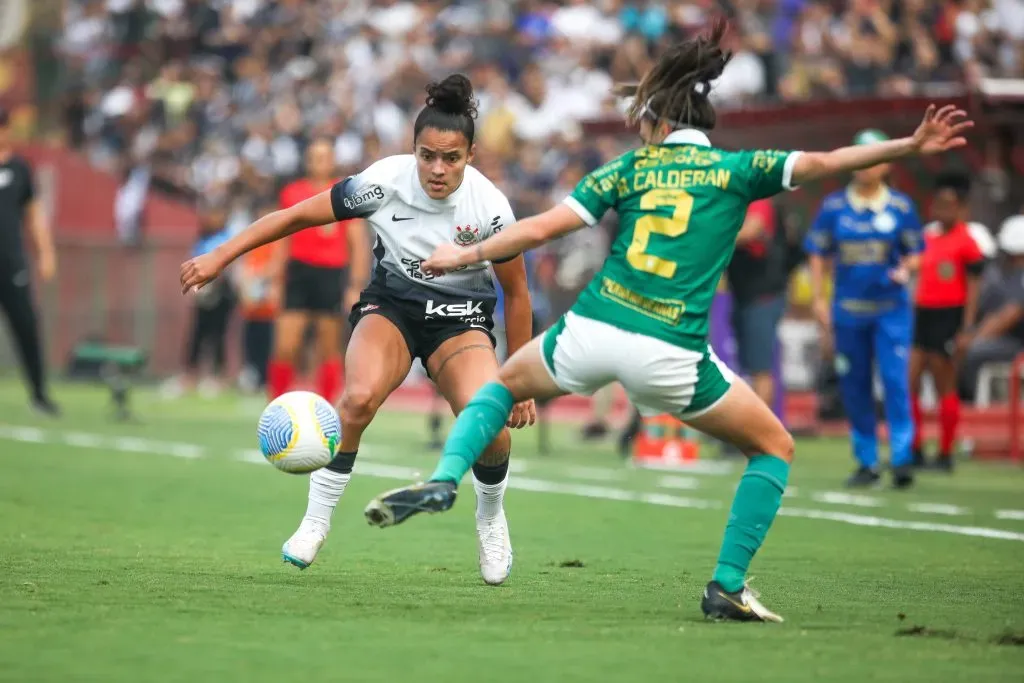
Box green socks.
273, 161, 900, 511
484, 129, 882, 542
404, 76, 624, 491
712, 454, 790, 593
430, 382, 514, 484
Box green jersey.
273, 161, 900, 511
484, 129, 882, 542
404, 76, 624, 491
563, 129, 800, 351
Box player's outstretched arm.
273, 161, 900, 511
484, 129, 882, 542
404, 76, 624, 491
421, 204, 585, 276
791, 104, 973, 186
180, 190, 336, 294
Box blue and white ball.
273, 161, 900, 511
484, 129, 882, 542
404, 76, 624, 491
257, 391, 341, 474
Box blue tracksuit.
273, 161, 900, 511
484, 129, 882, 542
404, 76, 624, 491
804, 187, 923, 469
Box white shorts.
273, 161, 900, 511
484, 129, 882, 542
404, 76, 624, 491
539, 311, 735, 420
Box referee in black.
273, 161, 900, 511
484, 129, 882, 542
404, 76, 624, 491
0, 107, 59, 415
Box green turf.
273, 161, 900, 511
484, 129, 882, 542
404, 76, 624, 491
0, 381, 1022, 682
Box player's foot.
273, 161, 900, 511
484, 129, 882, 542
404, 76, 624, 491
477, 509, 513, 585
911, 447, 926, 468
701, 580, 784, 623
845, 466, 881, 488
891, 464, 915, 490
31, 396, 61, 418
930, 454, 954, 473
364, 480, 458, 528
281, 517, 329, 569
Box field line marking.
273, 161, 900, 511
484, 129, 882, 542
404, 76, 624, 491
2, 424, 1022, 543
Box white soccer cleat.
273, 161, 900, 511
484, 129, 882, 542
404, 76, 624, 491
476, 509, 513, 585
281, 518, 329, 570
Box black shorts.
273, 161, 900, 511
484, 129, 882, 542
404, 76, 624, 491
283, 260, 348, 314
913, 306, 964, 356
349, 285, 496, 365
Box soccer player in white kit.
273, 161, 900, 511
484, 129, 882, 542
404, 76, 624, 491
180, 75, 536, 585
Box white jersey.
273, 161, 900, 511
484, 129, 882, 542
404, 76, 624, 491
330, 154, 516, 305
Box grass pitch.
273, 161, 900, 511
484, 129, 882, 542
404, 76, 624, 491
0, 381, 1022, 682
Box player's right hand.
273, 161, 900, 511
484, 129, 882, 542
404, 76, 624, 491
180, 253, 224, 294
422, 243, 468, 276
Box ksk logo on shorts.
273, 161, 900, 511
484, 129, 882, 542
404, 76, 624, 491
360, 303, 379, 313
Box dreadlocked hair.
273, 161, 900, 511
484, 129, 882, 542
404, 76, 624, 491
624, 17, 732, 131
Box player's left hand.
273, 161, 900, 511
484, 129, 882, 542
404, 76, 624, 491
507, 399, 537, 429
912, 104, 974, 155
422, 243, 466, 277
180, 252, 225, 294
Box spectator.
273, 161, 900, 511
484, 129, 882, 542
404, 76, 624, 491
237, 200, 280, 394
958, 215, 1024, 401
727, 198, 788, 414
163, 199, 237, 398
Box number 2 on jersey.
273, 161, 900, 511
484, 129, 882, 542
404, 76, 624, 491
627, 189, 693, 278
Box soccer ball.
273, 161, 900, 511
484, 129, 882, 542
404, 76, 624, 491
257, 391, 341, 473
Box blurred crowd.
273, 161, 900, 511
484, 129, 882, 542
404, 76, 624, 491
57, 0, 1024, 292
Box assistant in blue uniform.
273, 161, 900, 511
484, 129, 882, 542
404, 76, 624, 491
805, 129, 923, 489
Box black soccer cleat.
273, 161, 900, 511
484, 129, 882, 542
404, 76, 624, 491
364, 480, 457, 528
701, 580, 784, 623
845, 466, 881, 488
930, 454, 955, 473
892, 464, 915, 489
911, 447, 927, 468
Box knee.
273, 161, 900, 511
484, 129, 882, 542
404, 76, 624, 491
339, 385, 381, 427
754, 429, 795, 464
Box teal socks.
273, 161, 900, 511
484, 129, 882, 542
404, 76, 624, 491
712, 454, 790, 593
430, 382, 514, 484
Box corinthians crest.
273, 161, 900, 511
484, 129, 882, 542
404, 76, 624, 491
453, 224, 480, 246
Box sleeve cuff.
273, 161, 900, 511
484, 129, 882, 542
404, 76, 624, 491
562, 196, 598, 227
782, 151, 803, 191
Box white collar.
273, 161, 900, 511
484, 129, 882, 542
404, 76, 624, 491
663, 129, 712, 147
846, 185, 891, 213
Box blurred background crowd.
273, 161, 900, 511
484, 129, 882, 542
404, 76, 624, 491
54, 0, 1024, 293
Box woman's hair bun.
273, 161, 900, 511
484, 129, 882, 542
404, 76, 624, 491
425, 74, 478, 119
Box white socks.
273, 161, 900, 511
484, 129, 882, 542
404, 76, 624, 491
304, 468, 506, 526
304, 468, 351, 526
473, 471, 508, 521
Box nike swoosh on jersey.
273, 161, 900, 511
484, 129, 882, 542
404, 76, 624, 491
391, 214, 414, 222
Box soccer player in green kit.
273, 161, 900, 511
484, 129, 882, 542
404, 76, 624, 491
364, 20, 974, 622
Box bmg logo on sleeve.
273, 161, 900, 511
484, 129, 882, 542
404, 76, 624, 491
343, 184, 384, 211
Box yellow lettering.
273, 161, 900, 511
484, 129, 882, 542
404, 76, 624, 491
627, 188, 694, 278
600, 278, 685, 325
